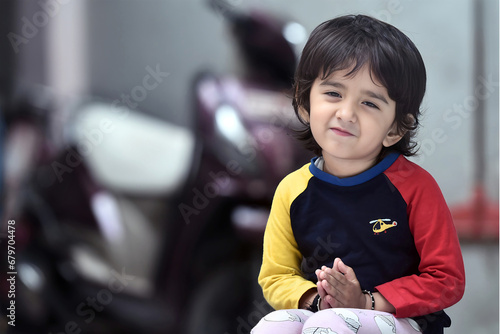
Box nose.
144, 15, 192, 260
335, 101, 357, 123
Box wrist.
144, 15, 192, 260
363, 292, 370, 309
299, 288, 317, 309
362, 290, 375, 310
372, 291, 396, 314
306, 294, 321, 312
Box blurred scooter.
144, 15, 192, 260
2, 96, 196, 333
170, 1, 311, 331
182, 2, 310, 333
1, 2, 310, 334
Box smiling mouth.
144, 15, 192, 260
331, 127, 354, 136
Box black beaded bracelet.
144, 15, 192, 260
362, 290, 375, 310
306, 294, 321, 312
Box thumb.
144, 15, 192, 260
333, 257, 341, 272
337, 259, 358, 282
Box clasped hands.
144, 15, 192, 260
315, 258, 369, 310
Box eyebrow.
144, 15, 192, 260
319, 80, 389, 105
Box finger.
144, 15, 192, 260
320, 269, 354, 304
318, 269, 331, 282
337, 259, 358, 283
315, 269, 323, 282
322, 277, 360, 308
322, 267, 348, 287
333, 257, 341, 272
321, 281, 345, 307
317, 281, 335, 309
316, 281, 327, 299
323, 295, 336, 309
328, 262, 361, 295
328, 260, 357, 285
324, 294, 341, 308
320, 276, 344, 300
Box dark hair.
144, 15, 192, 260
292, 15, 426, 157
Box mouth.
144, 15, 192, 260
330, 127, 354, 137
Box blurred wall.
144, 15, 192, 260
10, 0, 498, 204
84, 1, 239, 127
4, 0, 499, 333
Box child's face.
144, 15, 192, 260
304, 65, 402, 173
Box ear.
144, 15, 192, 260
382, 123, 404, 147
382, 114, 413, 148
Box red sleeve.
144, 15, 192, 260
376, 156, 466, 318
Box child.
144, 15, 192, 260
252, 15, 465, 334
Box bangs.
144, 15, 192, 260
310, 25, 392, 97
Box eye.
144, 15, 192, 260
362, 101, 379, 109
325, 91, 341, 98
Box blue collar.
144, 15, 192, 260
309, 153, 399, 186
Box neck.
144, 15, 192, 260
322, 155, 379, 178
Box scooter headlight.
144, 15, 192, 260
213, 103, 259, 174
214, 104, 249, 148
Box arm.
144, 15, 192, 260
377, 163, 466, 318
258, 171, 317, 310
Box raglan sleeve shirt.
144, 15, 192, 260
258, 157, 465, 317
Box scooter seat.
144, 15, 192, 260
68, 101, 195, 195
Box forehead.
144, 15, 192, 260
318, 65, 387, 91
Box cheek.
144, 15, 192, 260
371, 121, 390, 142
359, 117, 389, 140
309, 108, 328, 133
308, 115, 321, 137
308, 112, 326, 142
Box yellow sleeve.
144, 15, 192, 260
258, 164, 316, 310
